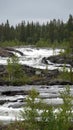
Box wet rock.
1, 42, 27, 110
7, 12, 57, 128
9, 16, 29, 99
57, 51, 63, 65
0, 48, 14, 57
0, 125, 8, 130
2, 90, 29, 96
42, 57, 48, 64
8, 102, 25, 108
0, 47, 24, 57
35, 70, 41, 75
49, 79, 72, 85
47, 69, 59, 76
0, 100, 6, 105
3, 47, 24, 56
0, 63, 72, 86
47, 55, 73, 67
0, 65, 6, 72
0, 80, 8, 86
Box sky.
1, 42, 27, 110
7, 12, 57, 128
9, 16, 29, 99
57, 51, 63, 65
0, 0, 73, 26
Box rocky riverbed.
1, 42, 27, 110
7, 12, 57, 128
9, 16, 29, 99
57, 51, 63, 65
0, 47, 73, 126
0, 64, 73, 86
0, 47, 73, 86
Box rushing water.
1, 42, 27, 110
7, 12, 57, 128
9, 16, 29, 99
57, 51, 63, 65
0, 47, 63, 68
0, 47, 71, 71
0, 47, 73, 123
0, 85, 73, 124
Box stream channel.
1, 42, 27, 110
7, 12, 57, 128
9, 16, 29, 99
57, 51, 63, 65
0, 47, 73, 124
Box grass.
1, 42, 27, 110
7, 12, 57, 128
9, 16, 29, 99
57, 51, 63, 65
0, 40, 70, 49
0, 40, 27, 47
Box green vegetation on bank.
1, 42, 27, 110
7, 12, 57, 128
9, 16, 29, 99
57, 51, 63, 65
1, 51, 72, 86
0, 39, 70, 48
5, 56, 46, 85
4, 86, 73, 130
56, 63, 73, 82
7, 56, 24, 81
0, 40, 27, 47
5, 56, 32, 85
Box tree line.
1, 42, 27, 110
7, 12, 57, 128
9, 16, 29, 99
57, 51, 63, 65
0, 14, 73, 46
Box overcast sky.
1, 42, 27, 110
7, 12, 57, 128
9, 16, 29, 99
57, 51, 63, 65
0, 0, 73, 26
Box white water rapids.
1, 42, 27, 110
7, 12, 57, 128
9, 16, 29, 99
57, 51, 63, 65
0, 47, 72, 123
0, 47, 71, 71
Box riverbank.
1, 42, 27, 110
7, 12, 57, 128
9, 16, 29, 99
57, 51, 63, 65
0, 64, 73, 86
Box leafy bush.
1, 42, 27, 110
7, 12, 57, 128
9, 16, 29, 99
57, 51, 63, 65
3, 86, 73, 130
58, 64, 73, 82
20, 86, 73, 130
21, 89, 40, 130
57, 85, 73, 130
36, 40, 49, 47
7, 56, 24, 81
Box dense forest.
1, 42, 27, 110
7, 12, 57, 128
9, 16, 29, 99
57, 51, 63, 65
0, 14, 73, 47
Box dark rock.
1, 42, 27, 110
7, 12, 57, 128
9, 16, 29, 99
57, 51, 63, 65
42, 57, 48, 64
2, 90, 29, 96
49, 79, 72, 85
8, 102, 25, 108
47, 55, 73, 67
3, 47, 24, 56
0, 63, 72, 86
0, 100, 6, 105
0, 48, 14, 57
0, 125, 8, 130
0, 47, 24, 57
0, 65, 6, 72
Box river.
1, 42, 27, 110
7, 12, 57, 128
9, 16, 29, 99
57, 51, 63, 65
0, 47, 72, 123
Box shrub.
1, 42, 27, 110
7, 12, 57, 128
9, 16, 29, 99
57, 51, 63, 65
21, 86, 73, 130
4, 86, 72, 130
57, 85, 73, 130
7, 56, 24, 81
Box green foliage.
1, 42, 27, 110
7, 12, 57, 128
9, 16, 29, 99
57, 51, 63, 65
22, 90, 56, 130
3, 86, 73, 130
69, 32, 73, 53
58, 64, 73, 82
21, 89, 40, 130
61, 42, 73, 56
20, 86, 73, 130
62, 64, 70, 80
40, 106, 56, 130
36, 39, 49, 47
0, 40, 26, 47
57, 85, 73, 130
7, 56, 24, 81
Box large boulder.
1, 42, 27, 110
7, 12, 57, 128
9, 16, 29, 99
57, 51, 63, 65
3, 47, 24, 56
47, 55, 73, 67
0, 48, 14, 57
0, 47, 24, 57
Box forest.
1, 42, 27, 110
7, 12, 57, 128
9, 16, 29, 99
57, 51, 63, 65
0, 14, 73, 48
